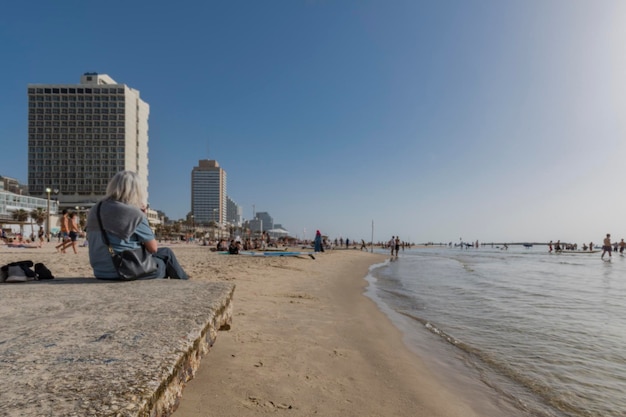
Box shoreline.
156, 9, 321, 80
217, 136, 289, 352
170, 248, 488, 416
0, 244, 492, 416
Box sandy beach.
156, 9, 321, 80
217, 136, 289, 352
1, 242, 485, 417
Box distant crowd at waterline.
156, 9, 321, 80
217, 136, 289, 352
436, 235, 625, 259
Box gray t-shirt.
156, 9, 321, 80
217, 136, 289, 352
87, 217, 154, 279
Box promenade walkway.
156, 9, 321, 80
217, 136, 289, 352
0, 278, 234, 417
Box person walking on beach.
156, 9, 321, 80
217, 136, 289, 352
67, 212, 80, 254
56, 212, 80, 254
389, 236, 395, 256
601, 234, 612, 260
394, 236, 400, 257
37, 226, 45, 248
55, 209, 70, 253
620, 239, 625, 256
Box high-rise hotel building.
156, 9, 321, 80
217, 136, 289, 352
27, 73, 150, 209
191, 160, 227, 224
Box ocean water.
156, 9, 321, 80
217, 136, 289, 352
366, 245, 626, 417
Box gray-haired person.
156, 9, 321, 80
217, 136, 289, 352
86, 170, 189, 280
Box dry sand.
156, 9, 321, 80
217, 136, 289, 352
0, 242, 486, 417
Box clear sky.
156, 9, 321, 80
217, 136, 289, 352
1, 0, 626, 244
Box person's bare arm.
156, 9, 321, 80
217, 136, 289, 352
144, 239, 158, 253
139, 206, 157, 253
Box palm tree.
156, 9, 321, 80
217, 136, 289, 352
208, 220, 217, 239
31, 207, 47, 226
77, 211, 87, 231
11, 209, 29, 236
162, 224, 173, 240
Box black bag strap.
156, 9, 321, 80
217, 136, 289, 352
95, 202, 116, 257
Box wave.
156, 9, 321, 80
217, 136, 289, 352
397, 310, 598, 417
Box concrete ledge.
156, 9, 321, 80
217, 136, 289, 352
0, 278, 235, 417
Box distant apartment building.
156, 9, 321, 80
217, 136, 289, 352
226, 196, 242, 227
0, 188, 59, 230
191, 159, 227, 224
248, 218, 263, 233
0, 176, 27, 195
255, 212, 274, 231
27, 73, 150, 210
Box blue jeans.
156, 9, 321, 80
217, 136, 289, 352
140, 247, 189, 280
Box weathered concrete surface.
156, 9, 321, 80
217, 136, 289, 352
0, 278, 234, 417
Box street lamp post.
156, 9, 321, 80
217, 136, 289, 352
213, 208, 218, 239
45, 188, 59, 242
45, 188, 51, 242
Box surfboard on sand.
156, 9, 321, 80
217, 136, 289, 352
243, 251, 316, 259
220, 251, 316, 259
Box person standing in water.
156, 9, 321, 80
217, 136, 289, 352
601, 234, 612, 260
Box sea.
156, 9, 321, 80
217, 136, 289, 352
365, 245, 626, 417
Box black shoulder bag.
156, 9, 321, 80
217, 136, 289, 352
95, 202, 158, 280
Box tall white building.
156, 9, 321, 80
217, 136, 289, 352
27, 73, 150, 209
226, 196, 242, 227
191, 160, 227, 224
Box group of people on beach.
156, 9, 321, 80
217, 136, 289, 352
388, 236, 401, 257
2, 171, 190, 280
54, 209, 82, 254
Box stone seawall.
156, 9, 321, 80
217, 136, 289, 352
0, 278, 235, 417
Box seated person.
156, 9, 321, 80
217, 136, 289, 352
86, 170, 189, 280
228, 239, 240, 254
216, 238, 229, 251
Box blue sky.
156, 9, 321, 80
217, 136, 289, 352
1, 1, 626, 244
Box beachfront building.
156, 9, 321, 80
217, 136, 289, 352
145, 207, 163, 227
0, 187, 59, 236
26, 73, 150, 211
226, 196, 242, 227
247, 211, 274, 233
248, 218, 263, 233
191, 159, 227, 225
0, 176, 27, 195
255, 212, 274, 231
